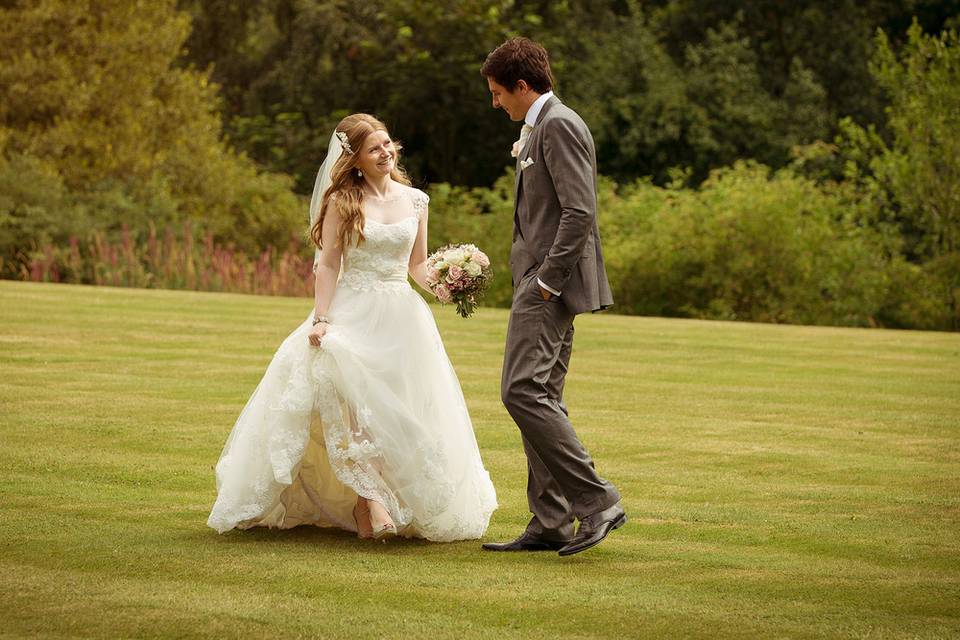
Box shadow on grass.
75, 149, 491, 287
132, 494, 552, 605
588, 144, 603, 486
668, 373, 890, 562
189, 525, 457, 554
186, 524, 619, 566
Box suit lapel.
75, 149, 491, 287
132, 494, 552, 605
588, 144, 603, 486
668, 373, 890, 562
513, 96, 560, 196
513, 95, 562, 236
514, 153, 523, 193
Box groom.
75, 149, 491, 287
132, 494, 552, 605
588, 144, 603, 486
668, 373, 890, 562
480, 38, 625, 556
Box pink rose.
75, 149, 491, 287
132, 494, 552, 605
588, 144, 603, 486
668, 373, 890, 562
435, 284, 452, 303
426, 265, 440, 284
447, 265, 463, 282
471, 251, 490, 268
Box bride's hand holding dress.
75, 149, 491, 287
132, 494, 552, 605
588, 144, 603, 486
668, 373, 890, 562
307, 190, 343, 347
306, 322, 327, 347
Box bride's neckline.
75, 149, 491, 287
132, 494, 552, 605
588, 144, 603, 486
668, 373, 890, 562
365, 215, 417, 226
363, 181, 403, 203
366, 194, 403, 203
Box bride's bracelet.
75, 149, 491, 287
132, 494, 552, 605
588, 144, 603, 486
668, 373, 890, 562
312, 315, 330, 326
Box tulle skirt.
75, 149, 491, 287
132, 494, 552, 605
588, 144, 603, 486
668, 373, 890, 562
206, 282, 498, 541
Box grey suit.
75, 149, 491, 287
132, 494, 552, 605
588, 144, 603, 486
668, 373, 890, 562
502, 96, 619, 540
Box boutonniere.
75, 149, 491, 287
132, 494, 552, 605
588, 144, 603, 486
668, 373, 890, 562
520, 157, 535, 171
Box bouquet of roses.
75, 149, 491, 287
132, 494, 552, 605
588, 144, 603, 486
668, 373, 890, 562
425, 243, 493, 318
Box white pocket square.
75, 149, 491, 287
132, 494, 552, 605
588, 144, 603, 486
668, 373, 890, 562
520, 157, 535, 170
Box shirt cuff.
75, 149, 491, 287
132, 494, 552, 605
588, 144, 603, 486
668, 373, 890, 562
537, 278, 561, 296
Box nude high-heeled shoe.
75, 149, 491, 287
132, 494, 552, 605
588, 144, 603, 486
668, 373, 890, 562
367, 499, 397, 541
353, 497, 374, 539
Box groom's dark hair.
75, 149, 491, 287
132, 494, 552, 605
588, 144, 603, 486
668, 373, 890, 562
481, 37, 554, 94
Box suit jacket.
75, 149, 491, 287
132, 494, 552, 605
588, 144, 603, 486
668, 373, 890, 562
510, 96, 614, 315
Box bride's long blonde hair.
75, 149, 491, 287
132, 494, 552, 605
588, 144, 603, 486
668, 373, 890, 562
310, 114, 411, 250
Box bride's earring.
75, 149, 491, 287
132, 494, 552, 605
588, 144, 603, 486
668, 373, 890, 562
357, 169, 363, 178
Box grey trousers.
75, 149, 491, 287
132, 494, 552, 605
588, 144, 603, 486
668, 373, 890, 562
501, 272, 621, 540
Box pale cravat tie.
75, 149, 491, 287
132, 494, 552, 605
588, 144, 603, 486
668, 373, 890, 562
511, 124, 534, 158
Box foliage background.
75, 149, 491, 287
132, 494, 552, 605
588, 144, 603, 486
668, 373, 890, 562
1, 0, 958, 329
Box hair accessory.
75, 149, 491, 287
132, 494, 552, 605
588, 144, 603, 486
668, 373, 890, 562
336, 130, 354, 155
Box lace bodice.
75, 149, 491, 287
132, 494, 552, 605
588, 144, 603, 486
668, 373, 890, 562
328, 188, 428, 293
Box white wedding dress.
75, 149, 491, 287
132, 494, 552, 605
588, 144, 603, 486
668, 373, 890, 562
207, 187, 497, 541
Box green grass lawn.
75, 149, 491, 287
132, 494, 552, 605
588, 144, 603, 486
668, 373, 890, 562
1, 280, 958, 639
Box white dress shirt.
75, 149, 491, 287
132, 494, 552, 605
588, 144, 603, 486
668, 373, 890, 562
524, 90, 553, 128
521, 92, 562, 297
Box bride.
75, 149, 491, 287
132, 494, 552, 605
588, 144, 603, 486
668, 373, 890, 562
207, 114, 497, 541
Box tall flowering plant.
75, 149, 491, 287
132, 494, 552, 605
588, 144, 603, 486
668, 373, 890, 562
425, 243, 492, 318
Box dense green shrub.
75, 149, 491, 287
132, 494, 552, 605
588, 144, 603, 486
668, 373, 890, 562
599, 162, 892, 326
18, 161, 946, 331
0, 153, 70, 274
427, 162, 902, 328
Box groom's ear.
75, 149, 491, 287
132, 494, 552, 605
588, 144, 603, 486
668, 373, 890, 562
515, 79, 530, 94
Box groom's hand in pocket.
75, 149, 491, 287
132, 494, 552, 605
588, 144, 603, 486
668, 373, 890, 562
538, 285, 553, 301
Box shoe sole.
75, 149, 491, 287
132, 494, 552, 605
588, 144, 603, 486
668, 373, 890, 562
557, 513, 627, 557
481, 543, 565, 552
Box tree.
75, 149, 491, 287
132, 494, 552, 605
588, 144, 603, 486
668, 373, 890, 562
178, 0, 516, 190
840, 22, 960, 329
554, 5, 829, 183
648, 0, 960, 127
0, 0, 302, 277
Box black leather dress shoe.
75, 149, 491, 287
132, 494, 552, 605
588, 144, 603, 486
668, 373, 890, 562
557, 503, 627, 557
482, 531, 571, 552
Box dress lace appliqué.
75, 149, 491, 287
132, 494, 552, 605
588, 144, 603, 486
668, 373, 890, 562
337, 215, 419, 293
